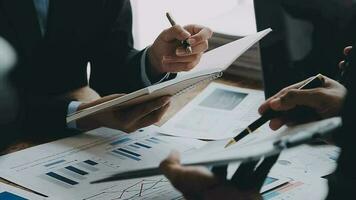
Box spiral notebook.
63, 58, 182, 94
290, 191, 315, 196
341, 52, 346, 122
67, 28, 272, 123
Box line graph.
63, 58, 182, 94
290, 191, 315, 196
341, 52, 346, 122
84, 178, 182, 200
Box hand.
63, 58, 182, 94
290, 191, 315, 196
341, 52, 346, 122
160, 152, 278, 200
148, 24, 213, 77
339, 46, 352, 71
76, 95, 171, 132
259, 75, 347, 130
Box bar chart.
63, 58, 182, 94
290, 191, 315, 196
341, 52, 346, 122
0, 192, 27, 200
110, 136, 166, 162
42, 159, 100, 188
0, 127, 205, 199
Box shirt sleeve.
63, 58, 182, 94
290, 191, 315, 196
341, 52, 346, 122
66, 101, 82, 129
140, 47, 171, 86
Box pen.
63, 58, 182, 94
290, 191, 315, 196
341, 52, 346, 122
224, 74, 325, 148
166, 12, 193, 54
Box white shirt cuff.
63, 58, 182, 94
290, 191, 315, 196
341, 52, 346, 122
67, 101, 82, 129
140, 47, 170, 86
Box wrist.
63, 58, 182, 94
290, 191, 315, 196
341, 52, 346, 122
147, 47, 165, 79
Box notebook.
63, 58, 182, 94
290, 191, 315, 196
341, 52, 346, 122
67, 28, 272, 123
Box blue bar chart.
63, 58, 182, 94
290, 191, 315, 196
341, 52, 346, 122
0, 192, 27, 200
110, 137, 165, 162
43, 159, 99, 188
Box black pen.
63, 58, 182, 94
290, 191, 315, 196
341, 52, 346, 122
225, 74, 325, 148
166, 12, 192, 54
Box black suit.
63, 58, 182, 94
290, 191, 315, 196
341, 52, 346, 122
326, 43, 356, 199
0, 0, 165, 133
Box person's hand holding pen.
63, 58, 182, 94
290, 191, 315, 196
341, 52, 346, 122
160, 151, 278, 200
147, 13, 213, 79
258, 75, 346, 131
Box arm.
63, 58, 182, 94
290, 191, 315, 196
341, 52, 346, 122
89, 0, 212, 96
89, 0, 147, 95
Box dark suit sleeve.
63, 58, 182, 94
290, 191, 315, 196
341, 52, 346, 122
326, 43, 356, 199
89, 0, 145, 96
18, 91, 76, 135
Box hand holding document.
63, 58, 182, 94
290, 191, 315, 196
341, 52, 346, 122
67, 29, 272, 123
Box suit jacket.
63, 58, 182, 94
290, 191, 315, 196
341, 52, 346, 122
0, 0, 159, 134
326, 43, 356, 199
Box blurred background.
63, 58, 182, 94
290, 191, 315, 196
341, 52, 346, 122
131, 0, 356, 96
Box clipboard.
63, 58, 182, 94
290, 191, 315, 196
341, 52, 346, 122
91, 117, 341, 184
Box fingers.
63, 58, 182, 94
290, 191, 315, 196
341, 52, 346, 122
79, 94, 125, 110
268, 88, 323, 111
339, 60, 346, 70
138, 103, 170, 127
163, 60, 200, 72
160, 152, 218, 197
253, 155, 279, 190
127, 96, 171, 121
176, 41, 208, 56
339, 46, 353, 70
258, 77, 314, 115
231, 161, 259, 189
160, 151, 182, 183
229, 156, 279, 191
269, 118, 289, 130
162, 25, 191, 42
211, 165, 228, 180
184, 24, 213, 45
344, 46, 352, 55
163, 53, 203, 64
160, 151, 181, 172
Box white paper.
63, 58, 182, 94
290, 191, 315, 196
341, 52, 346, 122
262, 176, 329, 200
179, 28, 272, 76
0, 182, 46, 200
0, 126, 206, 200
68, 29, 271, 124
160, 82, 268, 140
271, 145, 340, 180
181, 117, 341, 166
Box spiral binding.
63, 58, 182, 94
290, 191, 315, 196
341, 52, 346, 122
174, 71, 224, 97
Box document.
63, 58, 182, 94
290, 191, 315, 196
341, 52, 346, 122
91, 117, 341, 183
160, 82, 268, 140
67, 29, 272, 123
0, 182, 46, 200
0, 126, 206, 200
181, 117, 341, 165
262, 176, 329, 200
271, 145, 340, 179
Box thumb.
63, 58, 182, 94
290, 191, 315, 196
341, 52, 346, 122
78, 94, 125, 110
160, 151, 181, 172
160, 151, 181, 182
269, 89, 324, 111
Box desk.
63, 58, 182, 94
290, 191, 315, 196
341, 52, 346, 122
2, 74, 263, 155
